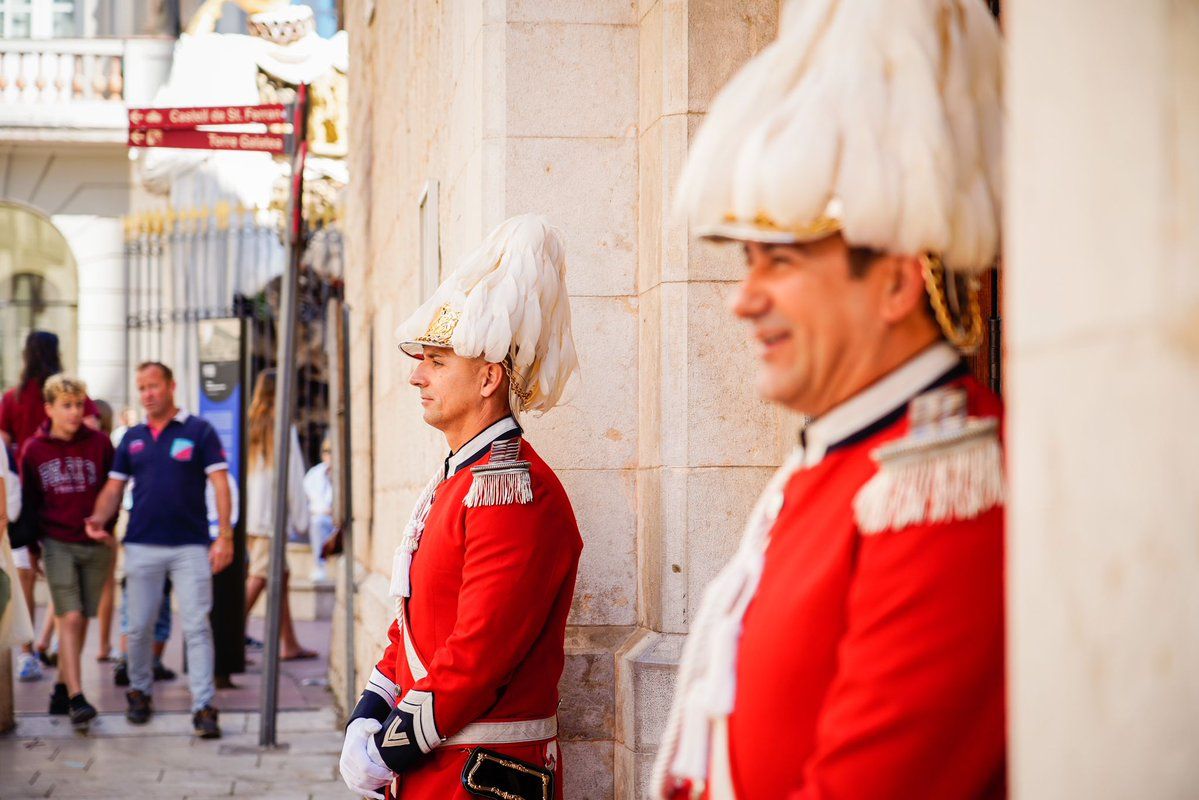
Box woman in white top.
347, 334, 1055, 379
244, 369, 315, 660
302, 434, 334, 582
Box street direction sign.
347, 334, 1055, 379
128, 104, 288, 130
127, 128, 288, 154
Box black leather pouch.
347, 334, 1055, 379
460, 747, 553, 800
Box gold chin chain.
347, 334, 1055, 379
504, 360, 533, 411
920, 253, 984, 354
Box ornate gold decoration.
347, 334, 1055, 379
719, 211, 844, 241
503, 360, 533, 411
308, 69, 348, 159
185, 0, 289, 36
418, 304, 461, 348
246, 9, 315, 44
921, 253, 984, 354
463, 750, 551, 800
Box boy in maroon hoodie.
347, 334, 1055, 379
20, 374, 115, 726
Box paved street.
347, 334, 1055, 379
0, 708, 347, 800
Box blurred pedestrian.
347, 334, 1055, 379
0, 332, 101, 448
1, 331, 102, 679
652, 3, 1006, 798
1, 450, 34, 664
110, 407, 138, 450
302, 433, 334, 583
112, 577, 175, 685
90, 398, 119, 662
243, 369, 315, 660
18, 375, 114, 727
87, 362, 233, 738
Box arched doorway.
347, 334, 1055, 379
0, 202, 79, 389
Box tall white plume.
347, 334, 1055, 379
395, 214, 579, 415
675, 0, 1003, 274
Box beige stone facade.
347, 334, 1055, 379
333, 1, 1199, 797
1005, 0, 1199, 796
333, 2, 783, 797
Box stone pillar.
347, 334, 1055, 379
56, 215, 128, 406
1006, 1, 1199, 796
622, 1, 781, 796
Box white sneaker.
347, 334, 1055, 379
310, 565, 329, 583
17, 652, 43, 682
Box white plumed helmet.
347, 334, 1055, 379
395, 214, 579, 415
678, 0, 1003, 277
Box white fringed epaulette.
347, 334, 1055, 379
464, 437, 533, 507
854, 387, 1004, 534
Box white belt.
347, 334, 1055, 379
445, 716, 558, 746
401, 604, 557, 747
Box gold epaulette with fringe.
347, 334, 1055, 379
464, 437, 533, 508
853, 387, 1004, 534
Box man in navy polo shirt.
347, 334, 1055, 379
87, 361, 234, 738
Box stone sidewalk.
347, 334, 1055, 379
0, 708, 350, 800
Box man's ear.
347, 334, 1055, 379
877, 254, 928, 324
479, 362, 507, 399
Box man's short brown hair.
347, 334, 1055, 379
43, 374, 88, 405
136, 361, 174, 383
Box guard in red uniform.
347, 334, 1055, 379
653, 2, 1006, 798
339, 214, 582, 800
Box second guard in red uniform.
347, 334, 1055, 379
339, 214, 582, 800
653, 1, 1007, 798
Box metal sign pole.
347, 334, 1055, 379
336, 301, 356, 716
259, 84, 308, 749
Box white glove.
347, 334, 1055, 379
340, 718, 394, 799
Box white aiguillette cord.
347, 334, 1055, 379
652, 448, 804, 798
389, 467, 444, 604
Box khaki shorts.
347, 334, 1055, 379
43, 537, 114, 617
247, 534, 288, 580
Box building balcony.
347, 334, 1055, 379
0, 37, 173, 144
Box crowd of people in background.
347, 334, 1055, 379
0, 330, 337, 736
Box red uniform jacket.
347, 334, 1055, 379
667, 344, 1005, 800
357, 419, 582, 799
733, 358, 1004, 798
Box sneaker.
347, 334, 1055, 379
113, 658, 129, 687
68, 694, 97, 727
17, 652, 43, 682
192, 706, 221, 739
153, 660, 177, 681
244, 635, 264, 651
48, 683, 69, 715
125, 689, 152, 725
35, 647, 57, 668
310, 565, 329, 583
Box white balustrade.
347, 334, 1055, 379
0, 39, 125, 105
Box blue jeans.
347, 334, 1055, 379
124, 544, 214, 711
120, 578, 171, 643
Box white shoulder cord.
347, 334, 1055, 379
389, 467, 445, 612
651, 448, 804, 799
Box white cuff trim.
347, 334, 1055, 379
365, 667, 398, 705
108, 470, 129, 481
204, 462, 229, 475
397, 689, 441, 754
